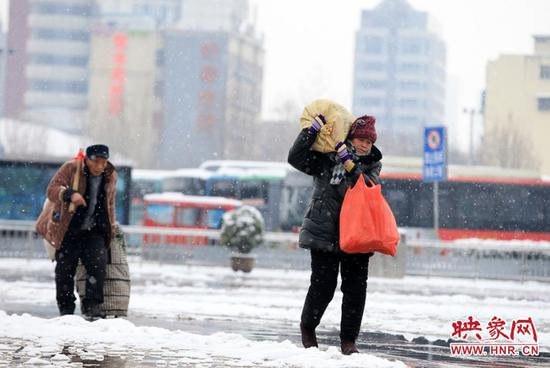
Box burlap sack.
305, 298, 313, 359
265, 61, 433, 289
76, 224, 130, 317
300, 99, 355, 153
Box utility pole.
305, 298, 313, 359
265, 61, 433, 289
462, 108, 477, 166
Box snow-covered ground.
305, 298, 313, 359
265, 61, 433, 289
0, 258, 549, 367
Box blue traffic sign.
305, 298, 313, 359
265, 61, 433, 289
423, 127, 447, 182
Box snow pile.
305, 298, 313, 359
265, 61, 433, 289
221, 205, 265, 253
0, 311, 405, 368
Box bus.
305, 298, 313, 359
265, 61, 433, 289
130, 169, 174, 225
0, 159, 132, 224
205, 167, 288, 231
161, 161, 295, 231
280, 156, 550, 241
199, 160, 291, 172
143, 192, 242, 245
162, 168, 212, 196
279, 169, 313, 232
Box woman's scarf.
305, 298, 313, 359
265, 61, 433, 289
330, 143, 369, 185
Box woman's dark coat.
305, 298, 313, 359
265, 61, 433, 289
288, 128, 382, 252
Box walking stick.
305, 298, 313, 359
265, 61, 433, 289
68, 148, 85, 214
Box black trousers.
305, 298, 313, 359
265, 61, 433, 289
301, 248, 372, 341
55, 230, 107, 315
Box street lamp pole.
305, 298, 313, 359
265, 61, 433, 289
463, 108, 476, 165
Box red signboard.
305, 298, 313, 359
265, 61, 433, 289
109, 32, 128, 116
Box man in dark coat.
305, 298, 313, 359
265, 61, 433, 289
36, 144, 117, 319
288, 115, 382, 355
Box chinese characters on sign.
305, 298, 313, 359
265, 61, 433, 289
109, 33, 128, 116
423, 127, 447, 182
450, 316, 539, 357
196, 41, 219, 130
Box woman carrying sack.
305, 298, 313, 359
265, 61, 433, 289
288, 114, 382, 355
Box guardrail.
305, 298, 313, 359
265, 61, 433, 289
1, 220, 549, 281
406, 239, 550, 282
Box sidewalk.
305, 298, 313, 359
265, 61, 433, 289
0, 259, 549, 367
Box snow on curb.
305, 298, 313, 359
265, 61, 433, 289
0, 311, 405, 368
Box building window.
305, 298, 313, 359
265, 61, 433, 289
399, 63, 424, 73
29, 79, 88, 94
538, 97, 550, 111
397, 115, 420, 124
30, 53, 88, 67
31, 28, 90, 42
399, 98, 419, 108
400, 38, 424, 54
365, 37, 383, 54
363, 62, 385, 71
360, 97, 383, 107
360, 79, 386, 89
32, 3, 92, 16
399, 80, 424, 91
540, 65, 550, 79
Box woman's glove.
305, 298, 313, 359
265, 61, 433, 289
347, 161, 382, 186
308, 114, 327, 135
364, 161, 382, 185
335, 141, 356, 172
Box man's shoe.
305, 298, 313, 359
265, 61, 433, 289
58, 305, 75, 316
84, 304, 106, 321
300, 322, 318, 348
341, 339, 359, 355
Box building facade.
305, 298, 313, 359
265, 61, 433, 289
22, 0, 96, 133
87, 28, 162, 168
0, 22, 7, 118
484, 36, 550, 174
157, 29, 263, 169
3, 0, 30, 120
98, 0, 182, 29
352, 0, 446, 156
178, 0, 249, 33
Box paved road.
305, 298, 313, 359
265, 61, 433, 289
1, 259, 549, 367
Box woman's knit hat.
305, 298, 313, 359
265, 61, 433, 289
349, 115, 377, 143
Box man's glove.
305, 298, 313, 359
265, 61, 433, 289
335, 141, 356, 172
308, 114, 327, 135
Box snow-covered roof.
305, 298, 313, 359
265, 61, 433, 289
164, 168, 214, 180
199, 160, 292, 172
0, 118, 89, 160
211, 167, 288, 179
144, 192, 242, 207
133, 169, 177, 181
0, 118, 133, 165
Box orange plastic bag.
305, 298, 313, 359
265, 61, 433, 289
340, 175, 400, 256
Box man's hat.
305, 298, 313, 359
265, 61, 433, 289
86, 144, 109, 160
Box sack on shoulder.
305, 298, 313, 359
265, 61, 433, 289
339, 175, 400, 256
300, 99, 355, 153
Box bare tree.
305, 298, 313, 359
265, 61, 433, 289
274, 98, 302, 124
480, 117, 539, 170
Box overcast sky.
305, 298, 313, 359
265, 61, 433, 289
251, 0, 550, 150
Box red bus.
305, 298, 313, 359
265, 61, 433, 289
379, 158, 550, 241
143, 192, 242, 245
281, 157, 550, 242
